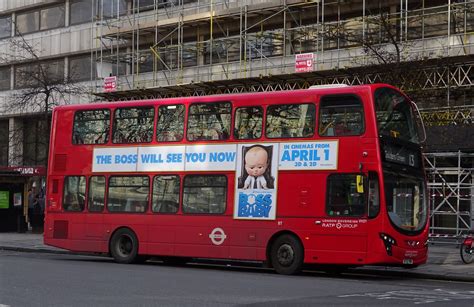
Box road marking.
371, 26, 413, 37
339, 288, 474, 304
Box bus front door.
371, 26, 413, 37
313, 216, 368, 264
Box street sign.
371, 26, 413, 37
295, 53, 314, 73
103, 76, 117, 92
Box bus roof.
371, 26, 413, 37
55, 83, 395, 111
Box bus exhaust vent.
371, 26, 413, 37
54, 154, 67, 172
53, 220, 68, 239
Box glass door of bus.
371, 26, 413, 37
314, 173, 374, 264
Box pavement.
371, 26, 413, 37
0, 232, 473, 282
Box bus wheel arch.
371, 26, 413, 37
267, 231, 304, 275
109, 227, 140, 264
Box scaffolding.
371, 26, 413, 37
92, 0, 474, 99
91, 0, 474, 240
425, 151, 474, 241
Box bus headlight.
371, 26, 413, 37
380, 233, 397, 256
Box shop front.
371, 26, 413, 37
0, 166, 46, 232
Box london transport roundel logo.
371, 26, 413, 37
209, 228, 227, 245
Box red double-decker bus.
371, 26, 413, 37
44, 84, 428, 274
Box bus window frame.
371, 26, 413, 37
112, 106, 155, 144
87, 175, 106, 213
151, 174, 181, 214
107, 175, 150, 214
233, 105, 264, 140
71, 109, 111, 145
182, 174, 228, 215
318, 94, 365, 137
265, 102, 316, 139
156, 104, 186, 143
367, 171, 380, 219
186, 101, 232, 142
325, 173, 368, 218
62, 175, 86, 212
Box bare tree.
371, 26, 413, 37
322, 10, 438, 94
0, 32, 90, 167
322, 9, 468, 149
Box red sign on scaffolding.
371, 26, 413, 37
295, 53, 314, 73
103, 76, 117, 92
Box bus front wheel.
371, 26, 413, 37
110, 228, 139, 264
270, 234, 304, 275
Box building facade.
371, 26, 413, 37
0, 0, 473, 236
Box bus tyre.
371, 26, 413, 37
270, 234, 304, 275
110, 228, 139, 264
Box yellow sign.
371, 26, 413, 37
356, 175, 364, 193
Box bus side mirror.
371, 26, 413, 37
356, 175, 364, 193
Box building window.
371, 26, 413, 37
14, 64, 37, 89
183, 175, 227, 214
88, 176, 105, 212
63, 176, 86, 212
234, 106, 263, 140
42, 59, 65, 82
16, 11, 40, 34
101, 0, 128, 18
0, 16, 11, 39
0, 66, 10, 91
40, 6, 65, 30
266, 103, 316, 138
156, 105, 184, 142
152, 175, 180, 213
326, 174, 366, 217
70, 0, 95, 25
113, 107, 154, 143
319, 95, 364, 137
187, 102, 231, 141
73, 109, 110, 144
16, 5, 65, 34
136, 0, 155, 11
15, 59, 65, 89
137, 48, 154, 73
0, 121, 8, 166
23, 118, 49, 166
107, 176, 149, 213
98, 51, 127, 77
69, 55, 96, 82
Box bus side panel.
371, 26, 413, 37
146, 215, 177, 256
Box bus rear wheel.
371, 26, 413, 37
110, 228, 139, 264
270, 234, 304, 275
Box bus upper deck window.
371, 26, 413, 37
72, 109, 110, 144
234, 106, 263, 140
319, 95, 364, 137
157, 105, 184, 142
265, 103, 315, 139
187, 102, 231, 141
113, 107, 154, 144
